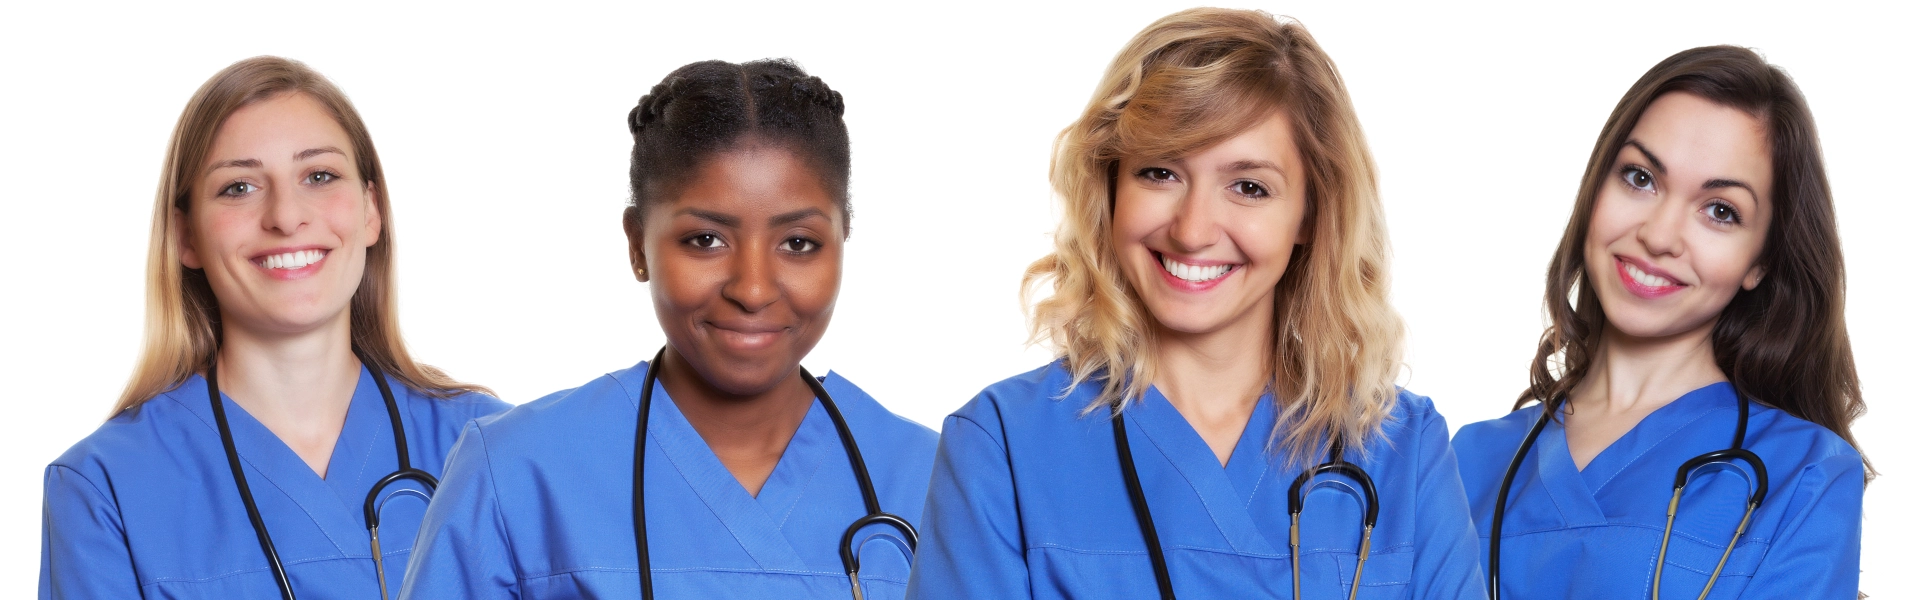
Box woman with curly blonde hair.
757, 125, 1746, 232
907, 8, 1483, 599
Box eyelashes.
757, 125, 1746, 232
1132, 167, 1272, 199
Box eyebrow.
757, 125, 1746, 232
202, 147, 347, 177
1222, 159, 1282, 174
1623, 140, 1666, 174
769, 207, 828, 226
1702, 178, 1758, 199
677, 208, 740, 228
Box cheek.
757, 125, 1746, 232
1109, 189, 1162, 247
785, 256, 842, 319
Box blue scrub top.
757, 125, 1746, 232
905, 362, 1487, 599
1452, 382, 1864, 598
400, 359, 939, 599
40, 367, 509, 599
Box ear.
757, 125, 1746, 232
360, 182, 383, 248
1742, 264, 1766, 290
175, 208, 202, 269
623, 206, 648, 282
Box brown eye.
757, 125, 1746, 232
781, 237, 820, 253
306, 171, 337, 185
1705, 202, 1742, 225
685, 233, 725, 249
1623, 167, 1654, 191
1231, 181, 1269, 198
1136, 168, 1177, 183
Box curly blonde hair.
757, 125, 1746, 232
1024, 8, 1404, 463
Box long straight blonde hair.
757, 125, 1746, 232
1024, 8, 1404, 464
115, 56, 490, 415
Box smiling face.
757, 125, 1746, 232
1585, 92, 1773, 341
630, 144, 844, 396
1112, 112, 1310, 339
178, 92, 380, 338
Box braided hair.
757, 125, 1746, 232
626, 59, 851, 231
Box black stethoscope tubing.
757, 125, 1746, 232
208, 351, 431, 600
633, 348, 916, 600
1485, 392, 1769, 600
1113, 407, 1379, 600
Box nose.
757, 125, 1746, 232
721, 240, 780, 313
1635, 196, 1687, 258
261, 181, 309, 236
1167, 187, 1221, 252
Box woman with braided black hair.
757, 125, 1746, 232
401, 59, 937, 599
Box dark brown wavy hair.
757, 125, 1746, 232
1520, 45, 1870, 477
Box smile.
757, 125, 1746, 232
254, 249, 327, 271
1615, 257, 1684, 298
1158, 253, 1235, 283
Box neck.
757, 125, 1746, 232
1151, 310, 1273, 466
1572, 321, 1726, 417
655, 348, 815, 497
214, 311, 362, 478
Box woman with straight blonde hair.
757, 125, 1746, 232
39, 56, 506, 599
907, 9, 1483, 599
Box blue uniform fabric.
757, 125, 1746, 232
399, 359, 939, 599
905, 362, 1487, 599
40, 367, 509, 599
1453, 382, 1864, 598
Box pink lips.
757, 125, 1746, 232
249, 246, 330, 281
1614, 257, 1684, 299
1153, 252, 1237, 293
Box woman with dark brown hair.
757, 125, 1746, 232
38, 56, 507, 599
1453, 45, 1868, 599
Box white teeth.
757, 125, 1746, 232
1159, 255, 1233, 282
1623, 262, 1675, 287
261, 249, 323, 270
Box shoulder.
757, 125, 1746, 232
1747, 401, 1865, 481
49, 380, 208, 492
820, 371, 937, 452
468, 362, 646, 448
950, 361, 1088, 426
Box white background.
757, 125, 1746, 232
3, 0, 1912, 594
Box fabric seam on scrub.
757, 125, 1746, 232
1128, 405, 1242, 553
1591, 404, 1729, 493
467, 420, 526, 583
773, 399, 827, 530
164, 387, 353, 557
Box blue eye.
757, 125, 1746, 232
219, 182, 257, 197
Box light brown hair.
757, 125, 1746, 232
115, 56, 489, 414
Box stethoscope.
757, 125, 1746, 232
632, 348, 917, 600
1485, 393, 1769, 600
1112, 407, 1380, 600
207, 351, 433, 600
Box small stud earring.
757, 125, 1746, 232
634, 266, 647, 281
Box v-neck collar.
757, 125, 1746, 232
172, 367, 393, 557
625, 367, 815, 572
1126, 386, 1279, 555
1574, 382, 1737, 494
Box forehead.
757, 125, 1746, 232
1161, 112, 1303, 172
1628, 92, 1771, 189
653, 145, 843, 223
207, 93, 353, 162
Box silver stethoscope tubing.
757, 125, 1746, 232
1485, 393, 1769, 600
208, 350, 432, 600
1113, 408, 1379, 600
632, 348, 917, 600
